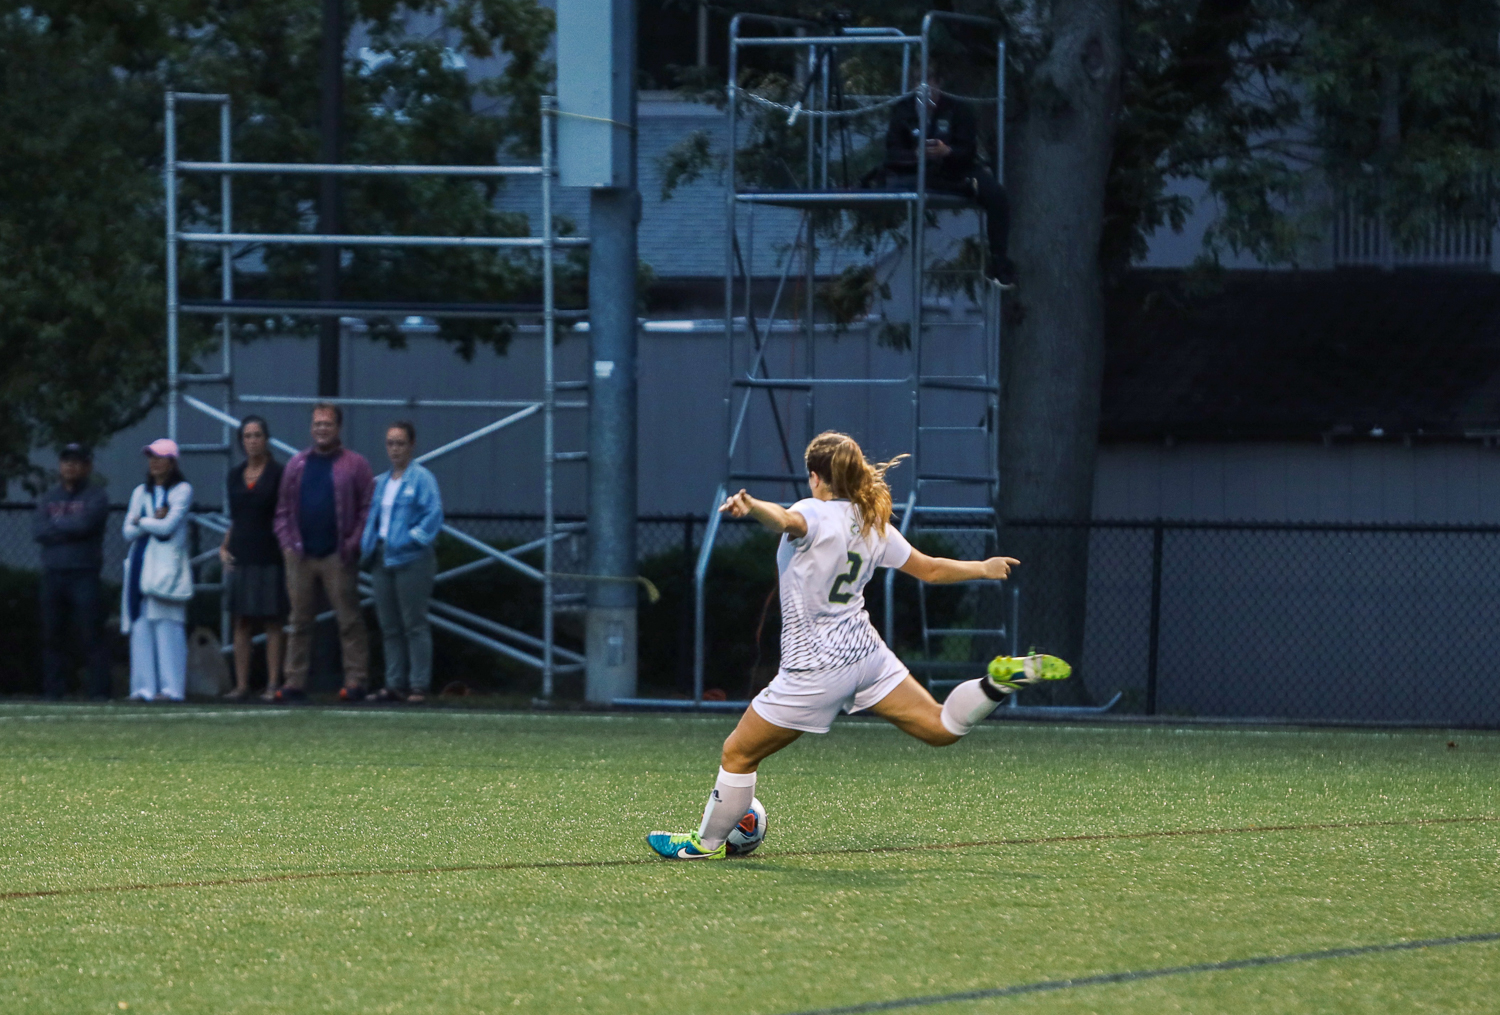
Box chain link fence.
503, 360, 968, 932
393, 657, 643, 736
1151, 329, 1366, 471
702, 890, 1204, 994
0, 504, 735, 699
2, 502, 1498, 726
1006, 520, 1500, 727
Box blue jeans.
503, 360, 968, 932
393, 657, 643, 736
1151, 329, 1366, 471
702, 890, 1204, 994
370, 545, 436, 693
41, 569, 110, 698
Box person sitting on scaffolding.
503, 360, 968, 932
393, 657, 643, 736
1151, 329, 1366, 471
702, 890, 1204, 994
883, 68, 1016, 289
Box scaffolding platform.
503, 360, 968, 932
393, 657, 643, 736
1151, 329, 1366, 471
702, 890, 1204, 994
177, 299, 588, 320
736, 189, 978, 211
623, 11, 1023, 713
163, 91, 583, 695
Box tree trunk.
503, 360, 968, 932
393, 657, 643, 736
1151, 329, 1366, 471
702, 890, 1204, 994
999, 0, 1123, 704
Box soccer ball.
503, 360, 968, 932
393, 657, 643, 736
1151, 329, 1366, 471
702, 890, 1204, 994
724, 797, 768, 856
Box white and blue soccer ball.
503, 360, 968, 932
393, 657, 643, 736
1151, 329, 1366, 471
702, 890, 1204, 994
725, 797, 768, 856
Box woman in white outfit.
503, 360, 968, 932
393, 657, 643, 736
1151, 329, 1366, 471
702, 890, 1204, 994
122, 439, 195, 701
648, 431, 1067, 860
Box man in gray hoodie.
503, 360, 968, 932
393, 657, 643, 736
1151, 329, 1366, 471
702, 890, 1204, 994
33, 444, 112, 699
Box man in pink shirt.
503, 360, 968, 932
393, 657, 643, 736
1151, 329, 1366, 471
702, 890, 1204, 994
273, 403, 375, 700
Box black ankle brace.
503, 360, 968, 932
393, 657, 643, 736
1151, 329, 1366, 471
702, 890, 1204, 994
979, 676, 1009, 702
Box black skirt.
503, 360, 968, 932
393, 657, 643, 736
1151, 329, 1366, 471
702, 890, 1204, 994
225, 562, 289, 619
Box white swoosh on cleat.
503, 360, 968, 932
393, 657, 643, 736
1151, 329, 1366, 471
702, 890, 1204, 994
676, 847, 714, 859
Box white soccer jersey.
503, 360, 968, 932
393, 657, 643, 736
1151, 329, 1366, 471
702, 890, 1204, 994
776, 498, 913, 671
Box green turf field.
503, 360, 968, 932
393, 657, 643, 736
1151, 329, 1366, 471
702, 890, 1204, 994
0, 704, 1496, 1014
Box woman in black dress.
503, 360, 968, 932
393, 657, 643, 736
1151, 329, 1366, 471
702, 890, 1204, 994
219, 416, 289, 700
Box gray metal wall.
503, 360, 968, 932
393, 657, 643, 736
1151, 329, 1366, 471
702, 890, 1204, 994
26, 319, 988, 517
20, 327, 1500, 524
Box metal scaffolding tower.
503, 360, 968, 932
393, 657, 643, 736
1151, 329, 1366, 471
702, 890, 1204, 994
682, 12, 1018, 708
163, 91, 586, 696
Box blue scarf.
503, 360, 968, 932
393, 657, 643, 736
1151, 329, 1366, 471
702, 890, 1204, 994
127, 487, 164, 622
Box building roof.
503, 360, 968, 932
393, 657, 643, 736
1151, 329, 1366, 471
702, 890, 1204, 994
499, 96, 862, 280
1102, 269, 1500, 441
635, 99, 808, 280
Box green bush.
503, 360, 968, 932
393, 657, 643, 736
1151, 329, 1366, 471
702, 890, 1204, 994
0, 566, 128, 696
0, 565, 41, 695
425, 534, 577, 697
634, 530, 989, 700
638, 530, 780, 699
37, 529, 999, 701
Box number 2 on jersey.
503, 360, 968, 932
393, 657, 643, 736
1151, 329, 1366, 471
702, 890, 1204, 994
829, 551, 863, 604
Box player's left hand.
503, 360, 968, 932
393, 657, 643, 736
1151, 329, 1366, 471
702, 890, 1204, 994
982, 556, 1019, 580
719, 489, 755, 518
925, 139, 951, 159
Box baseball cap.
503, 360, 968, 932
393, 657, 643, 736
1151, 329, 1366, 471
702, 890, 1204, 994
59, 443, 92, 462
143, 438, 180, 458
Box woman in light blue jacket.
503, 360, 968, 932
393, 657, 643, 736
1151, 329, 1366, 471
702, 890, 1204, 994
361, 422, 444, 702
122, 439, 195, 701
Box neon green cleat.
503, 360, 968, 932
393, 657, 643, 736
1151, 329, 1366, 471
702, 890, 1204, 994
987, 653, 1072, 691
646, 830, 727, 860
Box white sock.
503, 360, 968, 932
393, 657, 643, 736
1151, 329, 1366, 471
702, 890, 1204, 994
939, 676, 1009, 737
697, 767, 757, 849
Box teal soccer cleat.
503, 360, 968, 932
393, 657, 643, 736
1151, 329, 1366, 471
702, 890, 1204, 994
646, 830, 727, 860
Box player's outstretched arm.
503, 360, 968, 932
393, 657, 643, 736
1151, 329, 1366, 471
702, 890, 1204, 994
718, 489, 808, 538
898, 547, 1017, 584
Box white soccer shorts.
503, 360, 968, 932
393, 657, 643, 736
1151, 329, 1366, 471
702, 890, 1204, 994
750, 644, 910, 734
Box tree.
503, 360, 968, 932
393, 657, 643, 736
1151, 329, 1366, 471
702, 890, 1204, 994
1008, 0, 1498, 702
0, 7, 170, 484
655, 0, 1499, 702
998, 0, 1123, 704
0, 0, 555, 486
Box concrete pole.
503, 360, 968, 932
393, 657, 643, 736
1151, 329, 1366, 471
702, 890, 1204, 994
585, 0, 639, 704
585, 190, 639, 702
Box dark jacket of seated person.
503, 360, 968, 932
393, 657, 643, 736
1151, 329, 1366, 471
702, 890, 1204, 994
884, 91, 979, 180
882, 89, 1013, 285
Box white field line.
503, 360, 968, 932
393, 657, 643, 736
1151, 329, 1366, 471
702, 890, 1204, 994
0, 706, 1489, 739
0, 706, 735, 725
0, 707, 297, 716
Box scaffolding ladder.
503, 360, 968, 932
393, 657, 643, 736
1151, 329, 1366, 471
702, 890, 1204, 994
162, 91, 586, 696
674, 12, 1016, 709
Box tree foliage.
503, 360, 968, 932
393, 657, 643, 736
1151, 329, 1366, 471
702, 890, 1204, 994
163, 0, 560, 354
1110, 0, 1500, 267
658, 0, 1500, 272
0, 0, 555, 483
0, 6, 170, 483
1299, 0, 1500, 240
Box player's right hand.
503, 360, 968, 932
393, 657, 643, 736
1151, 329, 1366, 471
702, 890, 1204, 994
719, 489, 754, 518
982, 556, 1020, 580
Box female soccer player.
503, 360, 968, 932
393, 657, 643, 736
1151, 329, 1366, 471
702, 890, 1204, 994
648, 431, 1067, 860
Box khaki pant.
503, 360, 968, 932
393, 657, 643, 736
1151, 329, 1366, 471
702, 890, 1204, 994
284, 551, 368, 690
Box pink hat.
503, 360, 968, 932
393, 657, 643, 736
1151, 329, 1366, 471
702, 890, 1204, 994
143, 438, 180, 458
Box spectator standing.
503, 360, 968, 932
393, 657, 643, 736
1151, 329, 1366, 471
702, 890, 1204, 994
362, 422, 444, 703
884, 68, 1015, 287
219, 416, 288, 700
273, 404, 374, 701
32, 443, 111, 700
121, 439, 194, 701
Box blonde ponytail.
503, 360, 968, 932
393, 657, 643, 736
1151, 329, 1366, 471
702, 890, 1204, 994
804, 431, 907, 536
